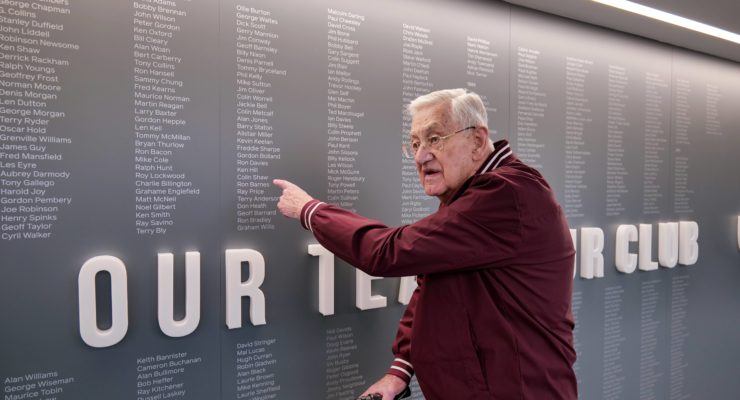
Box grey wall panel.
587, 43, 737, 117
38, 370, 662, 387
667, 50, 740, 399
1, 0, 223, 398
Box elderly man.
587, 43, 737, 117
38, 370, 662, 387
274, 89, 577, 399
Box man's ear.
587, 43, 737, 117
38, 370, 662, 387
471, 126, 490, 161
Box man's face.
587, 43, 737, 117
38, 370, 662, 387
410, 102, 477, 203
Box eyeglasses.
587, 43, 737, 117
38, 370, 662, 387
402, 126, 476, 159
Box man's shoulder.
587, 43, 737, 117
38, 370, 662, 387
475, 161, 548, 190
472, 161, 558, 209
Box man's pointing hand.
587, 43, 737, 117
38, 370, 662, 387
273, 179, 313, 219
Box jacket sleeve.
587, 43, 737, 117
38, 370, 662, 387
299, 175, 522, 277
385, 276, 422, 384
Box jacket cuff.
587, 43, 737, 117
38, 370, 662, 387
300, 199, 325, 231
386, 358, 414, 384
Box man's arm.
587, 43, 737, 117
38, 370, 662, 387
387, 278, 420, 383
360, 279, 420, 400
275, 177, 521, 277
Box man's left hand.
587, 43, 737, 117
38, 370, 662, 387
273, 179, 313, 219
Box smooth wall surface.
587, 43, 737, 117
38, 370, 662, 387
1, 0, 739, 399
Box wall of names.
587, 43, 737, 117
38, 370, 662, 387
1, 1, 739, 399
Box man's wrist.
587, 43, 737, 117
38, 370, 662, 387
386, 358, 413, 384
300, 199, 324, 231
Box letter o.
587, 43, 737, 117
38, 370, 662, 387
78, 255, 128, 348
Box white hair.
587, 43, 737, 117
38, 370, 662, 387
407, 88, 488, 129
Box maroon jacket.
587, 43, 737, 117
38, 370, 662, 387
300, 140, 577, 399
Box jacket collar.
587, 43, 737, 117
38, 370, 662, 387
442, 139, 516, 206
476, 139, 514, 175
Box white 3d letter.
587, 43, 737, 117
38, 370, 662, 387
639, 224, 658, 271
615, 225, 637, 273
158, 252, 201, 337
356, 270, 387, 310
308, 244, 335, 316
398, 276, 417, 305
580, 228, 604, 279
78, 255, 128, 348
225, 249, 266, 328
658, 222, 679, 268
570, 229, 577, 279
679, 221, 699, 265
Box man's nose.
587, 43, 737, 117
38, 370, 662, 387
415, 146, 434, 165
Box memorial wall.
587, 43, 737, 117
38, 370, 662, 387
1, 0, 739, 399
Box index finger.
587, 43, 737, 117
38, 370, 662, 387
272, 179, 293, 190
